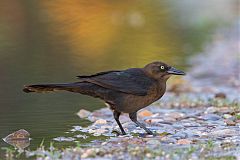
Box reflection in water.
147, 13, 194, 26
40, 0, 184, 69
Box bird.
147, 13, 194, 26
23, 61, 185, 135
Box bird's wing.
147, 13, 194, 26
77, 68, 155, 96
76, 70, 121, 78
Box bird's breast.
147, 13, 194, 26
115, 83, 166, 113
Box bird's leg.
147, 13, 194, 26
113, 110, 126, 135
129, 112, 154, 135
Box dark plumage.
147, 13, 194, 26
23, 61, 185, 135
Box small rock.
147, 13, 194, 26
71, 126, 83, 131
138, 110, 153, 117
182, 122, 201, 127
146, 139, 160, 145
210, 129, 237, 137
3, 129, 30, 141
205, 107, 218, 114
145, 118, 163, 124
3, 129, 30, 149
223, 114, 232, 119
172, 132, 188, 139
202, 114, 221, 121
163, 117, 177, 122
89, 128, 108, 135
215, 92, 226, 99
164, 112, 185, 120
81, 148, 95, 158
218, 107, 234, 114
94, 119, 107, 125
75, 134, 88, 139
177, 139, 192, 145
159, 136, 177, 144
225, 119, 236, 126
53, 137, 75, 142
77, 109, 91, 118
95, 128, 108, 134
172, 124, 184, 129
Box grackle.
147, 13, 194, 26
23, 61, 185, 135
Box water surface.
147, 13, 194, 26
0, 0, 214, 155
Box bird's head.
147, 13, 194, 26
143, 61, 185, 80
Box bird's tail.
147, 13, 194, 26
23, 83, 80, 93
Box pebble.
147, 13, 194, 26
172, 124, 184, 129
75, 134, 88, 139
53, 137, 75, 142
182, 122, 201, 127
218, 107, 234, 114
71, 126, 83, 131
202, 114, 221, 121
223, 114, 233, 119
138, 110, 153, 117
77, 109, 91, 118
172, 132, 188, 139
145, 118, 164, 124
146, 139, 160, 145
176, 139, 192, 145
3, 129, 30, 149
3, 129, 30, 141
94, 119, 107, 125
164, 112, 185, 120
210, 129, 237, 137
205, 107, 218, 114
163, 117, 177, 122
225, 119, 236, 126
215, 92, 227, 99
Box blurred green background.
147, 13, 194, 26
0, 0, 237, 153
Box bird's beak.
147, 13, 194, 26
167, 67, 185, 75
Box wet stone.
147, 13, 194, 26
160, 137, 177, 144
172, 124, 184, 129
171, 131, 188, 139
3, 129, 30, 141
176, 139, 192, 145
215, 92, 227, 99
206, 120, 225, 126
75, 134, 88, 139
210, 129, 238, 137
164, 112, 185, 120
145, 118, 164, 124
201, 114, 222, 121
53, 137, 75, 142
205, 107, 218, 114
146, 139, 160, 145
163, 117, 177, 122
138, 110, 153, 117
94, 119, 108, 125
223, 114, 233, 119
3, 129, 31, 149
225, 119, 236, 126
182, 121, 201, 127
218, 107, 234, 114
77, 109, 91, 119
71, 126, 83, 132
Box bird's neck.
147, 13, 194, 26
155, 79, 167, 98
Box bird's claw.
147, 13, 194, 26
112, 130, 126, 136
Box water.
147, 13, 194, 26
0, 0, 218, 156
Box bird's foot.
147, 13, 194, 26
112, 130, 126, 136
144, 128, 157, 136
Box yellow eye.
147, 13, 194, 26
160, 66, 165, 70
